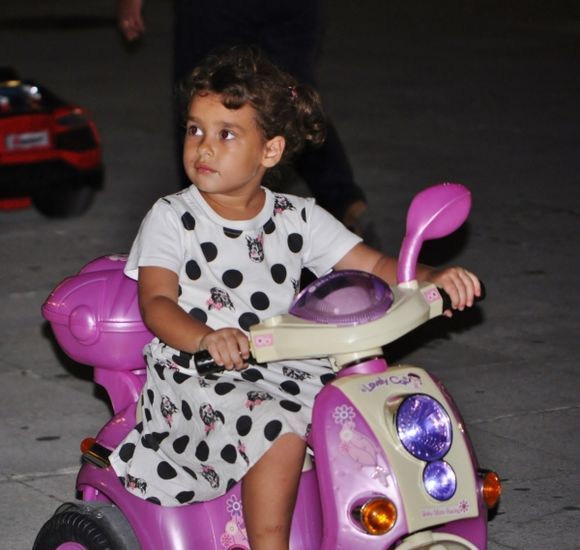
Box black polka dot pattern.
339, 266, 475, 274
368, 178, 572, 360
220, 445, 237, 464
320, 373, 336, 385
214, 382, 236, 396
185, 260, 201, 280
157, 461, 177, 479
118, 442, 135, 462
172, 435, 190, 454
280, 400, 302, 412
176, 491, 195, 503
226, 479, 237, 492
280, 380, 300, 395
238, 312, 260, 331
201, 242, 218, 262
264, 420, 282, 441
196, 441, 210, 461
241, 368, 264, 382
287, 233, 303, 253
271, 264, 287, 284
222, 269, 243, 289
236, 415, 252, 436
172, 352, 191, 369
189, 307, 208, 323
250, 291, 270, 310
153, 363, 165, 380
173, 371, 190, 384
223, 227, 242, 238
181, 212, 196, 230
181, 401, 193, 420
263, 218, 276, 234
142, 432, 169, 451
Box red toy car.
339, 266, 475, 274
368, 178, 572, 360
0, 67, 103, 217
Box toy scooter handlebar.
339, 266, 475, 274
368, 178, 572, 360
192, 282, 485, 377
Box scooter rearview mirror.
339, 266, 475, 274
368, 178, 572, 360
397, 183, 471, 283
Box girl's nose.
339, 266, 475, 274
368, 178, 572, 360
198, 136, 214, 157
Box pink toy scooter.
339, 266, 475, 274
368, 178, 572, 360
34, 183, 501, 550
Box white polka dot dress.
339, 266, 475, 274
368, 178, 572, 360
109, 186, 361, 506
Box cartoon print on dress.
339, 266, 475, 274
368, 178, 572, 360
154, 355, 177, 372
237, 439, 250, 466
160, 395, 179, 427
273, 194, 296, 215
291, 277, 300, 295
332, 404, 390, 487
245, 233, 264, 263
282, 365, 312, 381
199, 403, 225, 433
201, 464, 220, 489
245, 390, 274, 411
125, 473, 148, 494
220, 495, 249, 549
207, 287, 235, 311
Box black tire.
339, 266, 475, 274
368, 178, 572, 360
32, 182, 96, 218
33, 502, 138, 550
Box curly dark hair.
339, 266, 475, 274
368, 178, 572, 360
180, 45, 326, 162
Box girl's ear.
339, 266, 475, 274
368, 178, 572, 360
262, 136, 285, 168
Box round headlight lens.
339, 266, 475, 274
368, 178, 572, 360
396, 394, 452, 461
423, 460, 457, 501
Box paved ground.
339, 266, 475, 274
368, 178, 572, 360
1, 1, 579, 549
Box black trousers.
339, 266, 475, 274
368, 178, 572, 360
172, 0, 365, 220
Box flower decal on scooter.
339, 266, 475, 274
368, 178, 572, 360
220, 495, 249, 549
332, 404, 355, 424
333, 404, 390, 487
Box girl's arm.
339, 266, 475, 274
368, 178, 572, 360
138, 266, 250, 369
334, 243, 481, 314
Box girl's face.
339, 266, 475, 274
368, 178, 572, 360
183, 93, 283, 203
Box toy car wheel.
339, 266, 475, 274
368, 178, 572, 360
33, 502, 138, 550
32, 180, 97, 218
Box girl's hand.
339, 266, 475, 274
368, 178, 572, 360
199, 328, 251, 371
427, 267, 481, 317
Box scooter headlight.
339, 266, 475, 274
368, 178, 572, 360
396, 394, 452, 461
423, 460, 457, 501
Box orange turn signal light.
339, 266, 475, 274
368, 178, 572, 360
482, 471, 502, 508
80, 437, 96, 454
358, 498, 397, 535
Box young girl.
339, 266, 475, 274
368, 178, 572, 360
110, 45, 480, 549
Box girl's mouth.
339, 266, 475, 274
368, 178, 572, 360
195, 163, 217, 175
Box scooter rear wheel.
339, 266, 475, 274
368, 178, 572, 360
33, 502, 138, 550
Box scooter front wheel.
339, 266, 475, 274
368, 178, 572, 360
33, 502, 138, 550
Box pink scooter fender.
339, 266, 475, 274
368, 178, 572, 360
310, 362, 408, 549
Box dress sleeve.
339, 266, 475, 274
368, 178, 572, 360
302, 198, 362, 276
124, 200, 185, 280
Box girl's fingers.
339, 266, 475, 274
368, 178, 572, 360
436, 267, 480, 312
204, 330, 250, 371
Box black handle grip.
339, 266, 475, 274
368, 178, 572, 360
193, 350, 258, 377
438, 280, 486, 311
193, 350, 224, 376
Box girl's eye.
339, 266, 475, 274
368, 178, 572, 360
186, 125, 202, 137
220, 129, 235, 141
